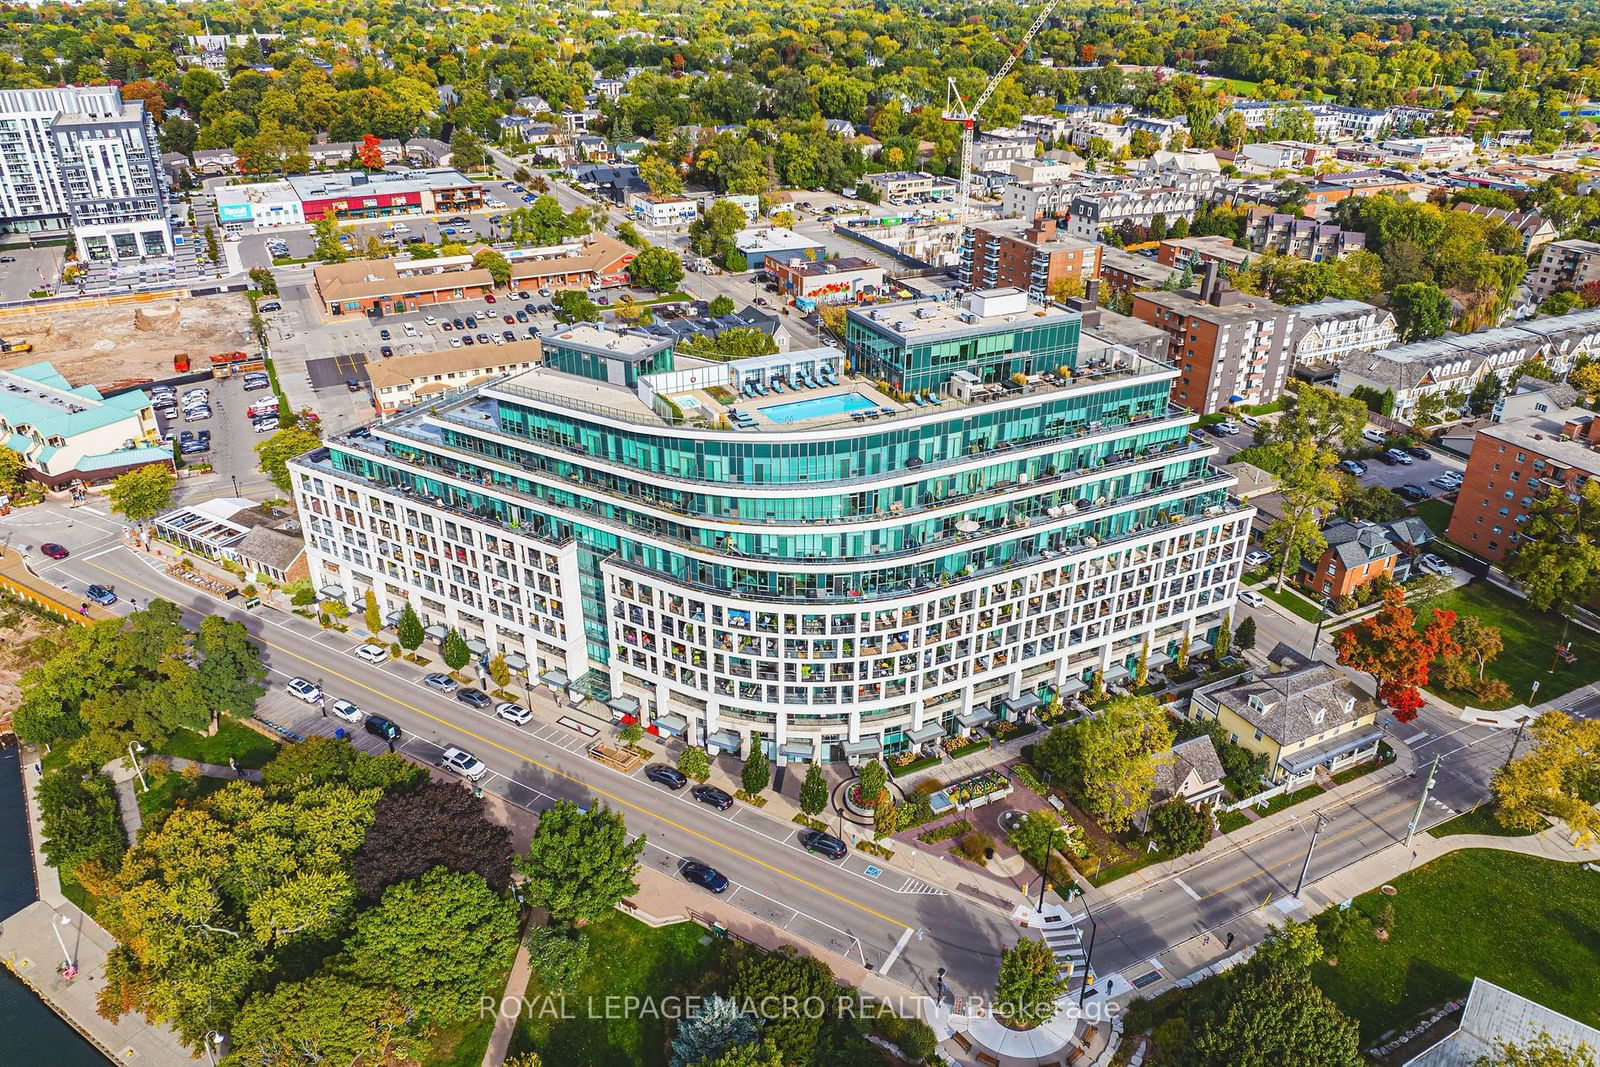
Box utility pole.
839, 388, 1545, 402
1404, 754, 1441, 850
1294, 810, 1330, 899
1504, 715, 1530, 769
1310, 598, 1333, 656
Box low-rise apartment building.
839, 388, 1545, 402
1452, 203, 1557, 255
1528, 239, 1600, 302
864, 171, 954, 204
1290, 299, 1397, 369
1099, 248, 1180, 297
1246, 210, 1366, 262
1066, 187, 1198, 241
957, 218, 1102, 302
629, 193, 698, 227
767, 256, 885, 306
0, 362, 168, 486
1299, 517, 1431, 600
368, 342, 544, 414
1156, 236, 1252, 273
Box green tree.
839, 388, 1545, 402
253, 426, 321, 493
697, 1040, 785, 1067
527, 924, 590, 986
474, 248, 512, 287
689, 200, 747, 259
670, 994, 758, 1067
1392, 281, 1453, 342
1147, 798, 1211, 855
346, 868, 520, 1024
517, 800, 644, 925
995, 936, 1070, 1025
450, 128, 485, 170
247, 266, 278, 296
709, 294, 736, 317
311, 215, 347, 262
195, 615, 268, 723
396, 603, 424, 652
1505, 479, 1600, 623
229, 976, 419, 1067
729, 948, 836, 1060
36, 764, 125, 877
441, 629, 470, 672
1479, 1034, 1599, 1067
799, 761, 828, 816
724, 249, 748, 272
108, 464, 176, 521
1265, 436, 1345, 593
1268, 386, 1369, 453
1035, 695, 1174, 832
363, 589, 381, 635
615, 221, 647, 249
553, 289, 602, 324
741, 748, 771, 795
629, 245, 685, 293
639, 155, 685, 197
677, 746, 710, 783
1234, 615, 1257, 652
1134, 636, 1151, 688
1214, 610, 1233, 661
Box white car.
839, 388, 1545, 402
403, 322, 419, 336
1237, 589, 1266, 608
450, 337, 462, 347
1243, 549, 1272, 568
1417, 553, 1452, 577
1241, 415, 1260, 428
423, 314, 437, 325
495, 701, 532, 725
285, 677, 322, 703
355, 643, 388, 664
439, 746, 489, 782
1361, 427, 1388, 445
329, 698, 363, 724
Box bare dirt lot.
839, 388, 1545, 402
0, 294, 255, 388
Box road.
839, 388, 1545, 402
10, 502, 1018, 1000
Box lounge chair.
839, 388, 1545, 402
851, 411, 868, 422
755, 382, 768, 395
772, 380, 784, 393
913, 394, 926, 408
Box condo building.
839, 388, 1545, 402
290, 288, 1251, 763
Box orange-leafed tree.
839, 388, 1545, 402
357, 133, 385, 170
1334, 586, 1458, 723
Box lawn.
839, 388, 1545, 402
157, 718, 279, 769
1251, 783, 1324, 818
135, 770, 230, 829
1426, 803, 1544, 839
1313, 850, 1600, 1042
1259, 582, 1326, 623
509, 912, 723, 1065
1412, 497, 1455, 537
1414, 581, 1600, 708
1216, 809, 1252, 835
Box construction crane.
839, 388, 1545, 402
942, 0, 1062, 227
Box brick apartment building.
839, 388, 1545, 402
1445, 404, 1600, 562
1299, 517, 1432, 599
1132, 263, 1298, 414
957, 218, 1101, 302
1528, 239, 1600, 302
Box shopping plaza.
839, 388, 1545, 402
289, 287, 1253, 762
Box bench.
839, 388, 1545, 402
976, 1053, 1001, 1067
950, 1031, 974, 1053
1066, 1045, 1085, 1065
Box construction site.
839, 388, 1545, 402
0, 293, 255, 390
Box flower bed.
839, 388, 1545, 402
935, 769, 1012, 811
889, 752, 942, 778
942, 736, 991, 760
990, 720, 1037, 743
1011, 762, 1048, 796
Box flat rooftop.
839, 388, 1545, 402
543, 324, 672, 360
852, 289, 1079, 344
769, 256, 880, 277
734, 226, 823, 254
1480, 406, 1600, 478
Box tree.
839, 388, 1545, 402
1134, 637, 1151, 688
108, 465, 175, 521
741, 748, 771, 795
1214, 610, 1233, 662
1392, 281, 1453, 342
1007, 809, 1081, 872
671, 994, 758, 1067
253, 426, 321, 493
1335, 586, 1459, 723
259, 736, 420, 796
36, 765, 125, 877
709, 294, 736, 317
553, 288, 602, 324
800, 761, 829, 816
1175, 634, 1191, 674
1264, 436, 1345, 593
1147, 798, 1211, 856
527, 925, 589, 986
1505, 479, 1600, 621
725, 249, 749, 272
630, 246, 685, 293
346, 868, 519, 1024
247, 267, 278, 296
677, 746, 710, 783
1268, 386, 1369, 454
873, 788, 896, 838
396, 602, 424, 652
729, 947, 836, 1059
640, 155, 685, 198
1491, 712, 1600, 843
517, 800, 644, 925
1234, 615, 1257, 652
995, 936, 1070, 1025
1339, 484, 1408, 523
229, 976, 420, 1067
697, 1040, 785, 1067
1479, 1033, 1599, 1067
353, 779, 514, 899
195, 616, 267, 724
1452, 615, 1504, 680
615, 221, 647, 249
1036, 695, 1174, 832
311, 215, 347, 262
1047, 276, 1086, 304
690, 200, 747, 259
474, 248, 512, 287
356, 133, 384, 170
441, 628, 470, 672
450, 128, 485, 170
488, 652, 511, 690
363, 590, 381, 635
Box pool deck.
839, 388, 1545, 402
672, 375, 924, 431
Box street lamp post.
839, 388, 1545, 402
1076, 894, 1098, 1008
50, 913, 75, 973
1504, 715, 1531, 769
127, 741, 148, 793
203, 1031, 225, 1067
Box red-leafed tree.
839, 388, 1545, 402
357, 133, 385, 170
1334, 587, 1459, 723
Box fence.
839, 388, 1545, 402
0, 548, 116, 625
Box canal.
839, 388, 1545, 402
0, 743, 111, 1066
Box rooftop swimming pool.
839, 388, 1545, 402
758, 391, 881, 425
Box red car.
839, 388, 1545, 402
484, 293, 497, 303
40, 543, 68, 560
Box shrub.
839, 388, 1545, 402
916, 819, 972, 845
677, 746, 711, 783
873, 1013, 938, 1060
528, 925, 589, 986
955, 831, 995, 865
291, 586, 317, 606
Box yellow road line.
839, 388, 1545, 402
89, 559, 910, 930
1200, 799, 1417, 901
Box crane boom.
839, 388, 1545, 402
942, 0, 1062, 228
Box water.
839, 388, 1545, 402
758, 390, 880, 425
0, 744, 111, 1066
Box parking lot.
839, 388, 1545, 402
0, 244, 65, 303
153, 373, 279, 489
1207, 419, 1467, 497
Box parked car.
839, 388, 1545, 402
1237, 589, 1265, 608
440, 746, 489, 781
1417, 553, 1452, 576
465, 315, 478, 328
456, 687, 491, 709
645, 764, 688, 790
285, 677, 322, 703
364, 714, 401, 741
355, 643, 388, 664
1338, 459, 1368, 477
380, 345, 394, 358
40, 543, 68, 560
1243, 549, 1271, 568
86, 583, 117, 605
1374, 451, 1400, 466
183, 407, 211, 422
252, 417, 279, 432
1361, 427, 1388, 445
691, 784, 734, 811
423, 672, 458, 693
1384, 448, 1414, 466
329, 698, 363, 724
680, 860, 729, 893
1429, 474, 1461, 489
799, 829, 848, 859
1398, 484, 1432, 501
1241, 415, 1261, 428
1406, 445, 1432, 460
379, 328, 391, 340
495, 702, 532, 724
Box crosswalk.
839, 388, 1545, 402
895, 875, 945, 896
1043, 922, 1086, 981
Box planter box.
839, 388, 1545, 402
958, 783, 1012, 811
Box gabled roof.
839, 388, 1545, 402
1215, 664, 1375, 746
1150, 735, 1225, 803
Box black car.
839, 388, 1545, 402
1398, 483, 1432, 501
452, 317, 465, 330
516, 311, 528, 323
799, 829, 848, 859
196, 430, 211, 448
1406, 446, 1432, 460
680, 860, 728, 893
691, 784, 734, 810
1375, 452, 1400, 466
465, 315, 478, 328
645, 764, 688, 790
502, 330, 515, 342
379, 328, 391, 340
364, 714, 401, 741
380, 345, 393, 357
456, 688, 492, 709
462, 334, 476, 345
